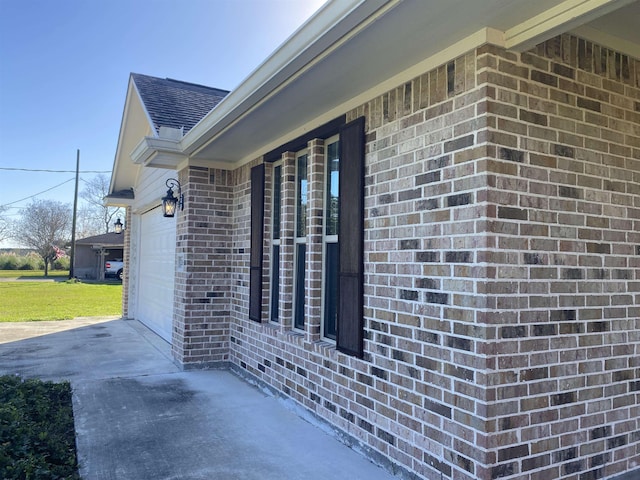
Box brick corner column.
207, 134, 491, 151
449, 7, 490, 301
171, 166, 233, 366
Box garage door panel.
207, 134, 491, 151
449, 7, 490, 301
137, 209, 175, 343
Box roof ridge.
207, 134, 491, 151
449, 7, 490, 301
165, 77, 230, 94
131, 72, 229, 94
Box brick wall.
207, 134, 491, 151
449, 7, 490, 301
479, 35, 640, 480
172, 166, 234, 365
351, 50, 496, 480
180, 34, 638, 480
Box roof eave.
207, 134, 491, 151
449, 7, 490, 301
131, 136, 188, 169
108, 76, 154, 195
127, 0, 638, 169
503, 0, 638, 51
103, 194, 135, 208
180, 0, 390, 158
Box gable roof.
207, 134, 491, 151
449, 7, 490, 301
131, 73, 229, 135
107, 74, 229, 199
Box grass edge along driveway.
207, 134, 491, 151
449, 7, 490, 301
0, 279, 122, 322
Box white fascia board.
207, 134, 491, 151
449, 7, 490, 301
110, 75, 158, 195
180, 0, 392, 158
109, 78, 136, 195
131, 136, 187, 169
505, 0, 636, 51
175, 26, 504, 172
227, 27, 506, 169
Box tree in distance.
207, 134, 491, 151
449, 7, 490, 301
0, 205, 10, 243
79, 174, 122, 235
13, 199, 71, 276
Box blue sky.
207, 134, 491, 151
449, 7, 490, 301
0, 0, 324, 246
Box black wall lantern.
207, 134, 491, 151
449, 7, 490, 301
114, 217, 124, 234
162, 178, 183, 218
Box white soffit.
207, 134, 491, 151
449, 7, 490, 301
572, 0, 640, 57
504, 0, 639, 51
175, 0, 637, 167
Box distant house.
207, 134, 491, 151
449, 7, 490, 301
107, 2, 640, 479
74, 233, 124, 280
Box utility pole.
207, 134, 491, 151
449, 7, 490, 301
69, 150, 79, 279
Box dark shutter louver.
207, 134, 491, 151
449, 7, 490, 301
249, 164, 265, 322
336, 117, 365, 357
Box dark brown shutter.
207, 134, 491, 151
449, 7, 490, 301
336, 117, 365, 357
249, 164, 265, 322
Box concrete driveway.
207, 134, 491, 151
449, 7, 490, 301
0, 318, 401, 480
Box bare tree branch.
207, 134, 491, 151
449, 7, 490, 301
80, 174, 122, 234
12, 199, 72, 276
0, 205, 10, 242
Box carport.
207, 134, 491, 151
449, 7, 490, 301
74, 233, 124, 280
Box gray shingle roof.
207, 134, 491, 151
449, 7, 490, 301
76, 232, 124, 246
131, 73, 229, 134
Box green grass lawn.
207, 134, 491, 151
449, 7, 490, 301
0, 275, 122, 322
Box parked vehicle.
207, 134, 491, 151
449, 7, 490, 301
105, 260, 123, 281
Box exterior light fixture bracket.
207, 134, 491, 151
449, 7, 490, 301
161, 178, 184, 218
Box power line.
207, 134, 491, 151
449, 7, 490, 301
0, 167, 111, 173
3, 178, 76, 207
0, 176, 105, 211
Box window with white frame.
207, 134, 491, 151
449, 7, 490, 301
254, 116, 364, 356
322, 136, 339, 341
269, 162, 282, 323
293, 151, 308, 331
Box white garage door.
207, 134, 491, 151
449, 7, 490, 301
137, 207, 176, 343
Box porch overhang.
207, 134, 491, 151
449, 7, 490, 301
125, 0, 640, 170
104, 188, 135, 208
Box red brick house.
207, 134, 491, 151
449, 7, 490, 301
108, 1, 640, 479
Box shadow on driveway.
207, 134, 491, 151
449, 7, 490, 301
0, 318, 400, 480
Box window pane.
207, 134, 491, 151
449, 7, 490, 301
296, 154, 308, 238
326, 141, 339, 236
273, 165, 281, 240
294, 243, 306, 329
270, 245, 280, 322
323, 242, 338, 340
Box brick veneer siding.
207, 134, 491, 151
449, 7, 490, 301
477, 36, 640, 480
172, 35, 638, 480
172, 166, 234, 365
279, 152, 296, 327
